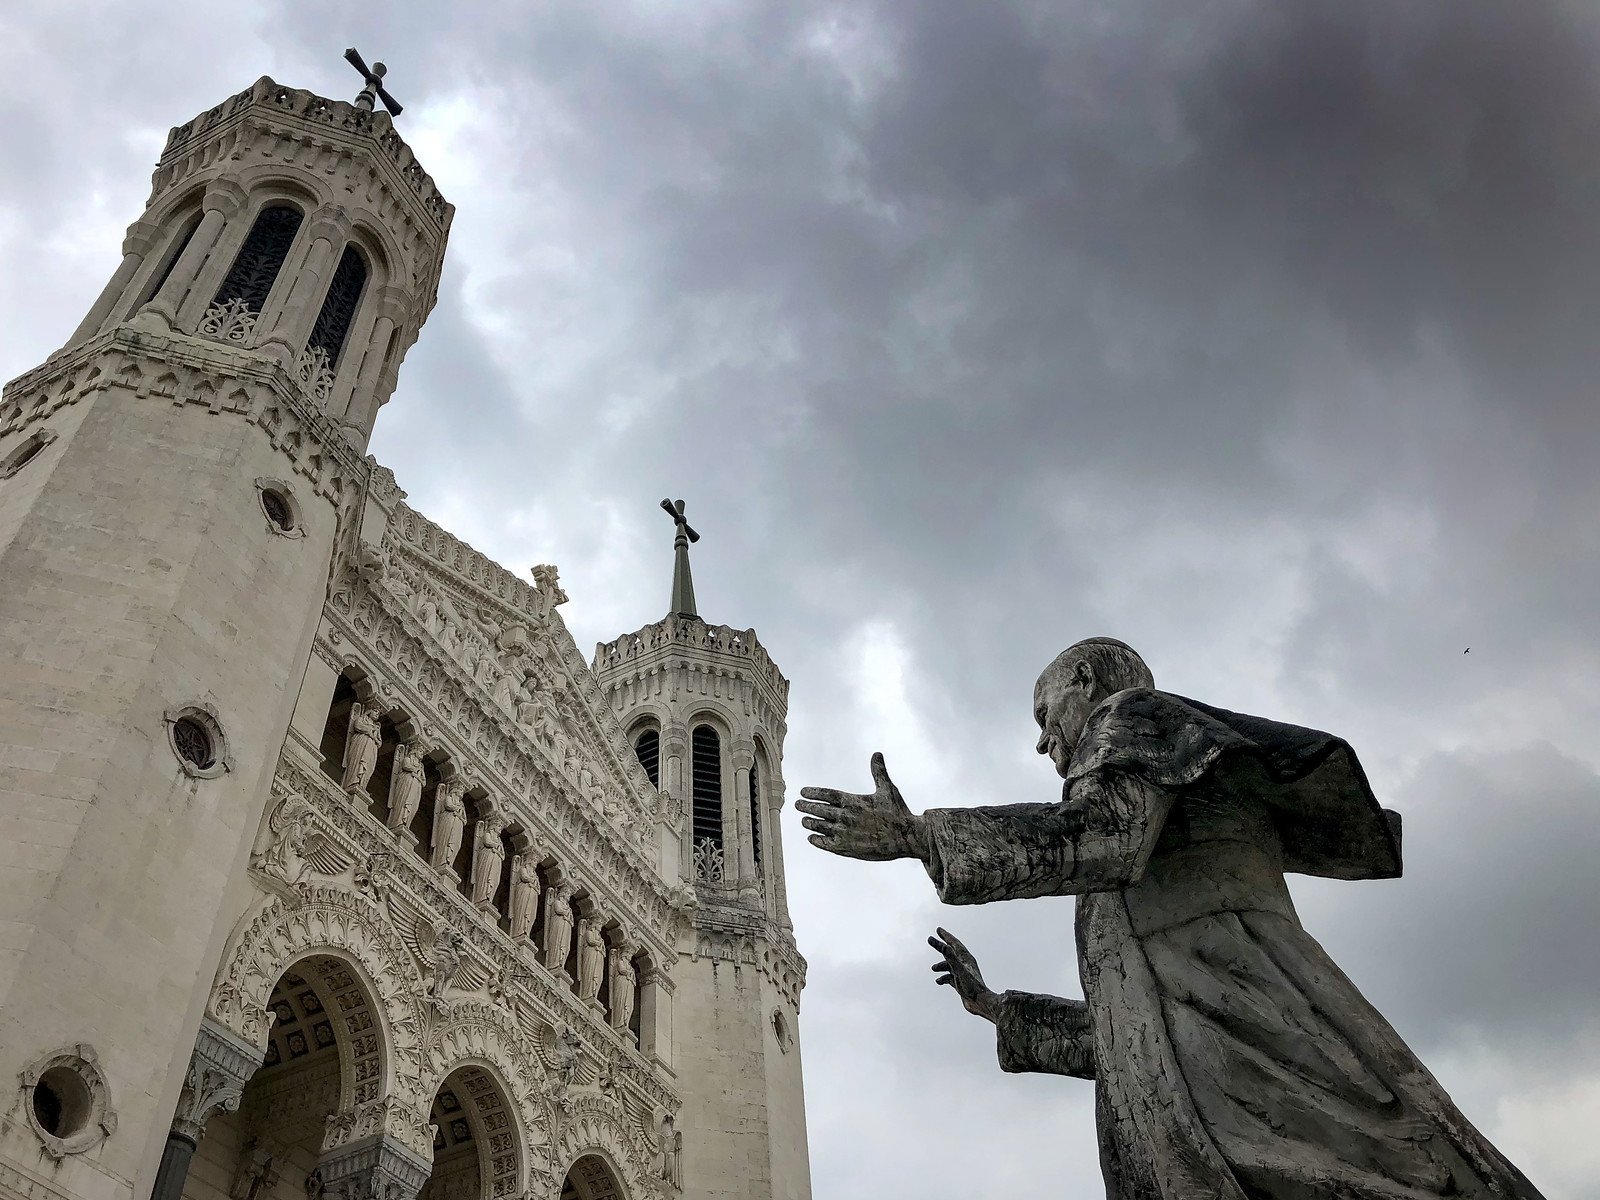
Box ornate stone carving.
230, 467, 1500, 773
430, 780, 467, 874
575, 919, 606, 1006
470, 814, 507, 910
173, 1017, 265, 1144
658, 1112, 682, 1190
198, 297, 260, 344
342, 703, 381, 793
387, 744, 426, 835
607, 942, 637, 1033
507, 855, 539, 943
542, 881, 576, 974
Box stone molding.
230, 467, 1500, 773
316, 1129, 433, 1200
1, 330, 371, 509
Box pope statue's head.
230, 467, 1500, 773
1033, 638, 1154, 776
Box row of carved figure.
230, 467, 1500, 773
337, 700, 642, 1034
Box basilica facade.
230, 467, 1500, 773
0, 70, 810, 1200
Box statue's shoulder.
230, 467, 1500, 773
1068, 689, 1244, 789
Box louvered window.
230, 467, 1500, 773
691, 726, 723, 850
633, 729, 660, 788
214, 205, 303, 313
749, 757, 762, 869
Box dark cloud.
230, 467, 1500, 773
3, 2, 1598, 1195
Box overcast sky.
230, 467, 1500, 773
4, 2, 1599, 1196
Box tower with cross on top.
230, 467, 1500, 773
593, 501, 814, 1200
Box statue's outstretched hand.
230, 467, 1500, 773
797, 752, 929, 862
929, 927, 1000, 1023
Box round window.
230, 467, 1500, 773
32, 1067, 91, 1139
171, 717, 215, 770
260, 488, 293, 531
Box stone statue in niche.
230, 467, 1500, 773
387, 743, 425, 833
430, 779, 468, 873
508, 855, 540, 942
575, 918, 606, 1004
542, 881, 576, 974
608, 942, 637, 1032
798, 637, 1549, 1200
341, 703, 381, 793
229, 1139, 279, 1200
470, 815, 507, 909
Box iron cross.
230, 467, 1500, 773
344, 48, 404, 117
660, 498, 700, 544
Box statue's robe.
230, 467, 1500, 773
922, 688, 1545, 1200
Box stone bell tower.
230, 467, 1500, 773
593, 502, 813, 1200
0, 63, 449, 1200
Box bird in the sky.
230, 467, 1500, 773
1463, 648, 1471, 654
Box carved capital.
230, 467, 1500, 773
305, 206, 357, 245
317, 1113, 433, 1200
172, 1016, 265, 1143
121, 218, 164, 258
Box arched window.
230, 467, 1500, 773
139, 211, 202, 307
213, 204, 303, 313
307, 244, 368, 364
749, 756, 763, 870
633, 728, 660, 788
691, 726, 723, 880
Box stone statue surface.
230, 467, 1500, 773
797, 637, 1547, 1200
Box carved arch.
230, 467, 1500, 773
424, 1020, 542, 1200
207, 888, 429, 1108
555, 1101, 650, 1200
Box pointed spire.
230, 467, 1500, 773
660, 498, 700, 617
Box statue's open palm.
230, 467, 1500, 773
797, 753, 927, 862
929, 927, 999, 1021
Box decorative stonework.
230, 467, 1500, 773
171, 1017, 265, 1143
165, 702, 233, 779
197, 297, 259, 344
16, 1045, 116, 1161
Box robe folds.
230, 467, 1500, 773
923, 688, 1545, 1200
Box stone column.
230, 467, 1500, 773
256, 207, 353, 362
731, 747, 760, 901
337, 285, 410, 440
150, 1016, 265, 1200
133, 179, 247, 331
767, 772, 794, 931
661, 726, 692, 881
64, 219, 161, 349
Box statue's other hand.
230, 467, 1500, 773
797, 752, 928, 862
929, 927, 1000, 1022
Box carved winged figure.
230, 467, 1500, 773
387, 743, 426, 832
543, 882, 576, 972
341, 703, 381, 793
799, 637, 1550, 1200
431, 780, 468, 873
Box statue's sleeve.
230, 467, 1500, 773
922, 769, 1173, 903
994, 990, 1095, 1080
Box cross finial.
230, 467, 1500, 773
660, 498, 700, 617
344, 47, 404, 117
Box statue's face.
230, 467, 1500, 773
1032, 655, 1097, 777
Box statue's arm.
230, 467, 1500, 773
993, 990, 1095, 1080
922, 770, 1172, 904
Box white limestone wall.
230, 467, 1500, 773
0, 376, 340, 1200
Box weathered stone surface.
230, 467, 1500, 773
800, 636, 1547, 1199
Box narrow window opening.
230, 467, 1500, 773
213, 204, 303, 313
692, 725, 723, 882
634, 728, 660, 788
750, 758, 762, 870
139, 212, 201, 307
307, 245, 368, 365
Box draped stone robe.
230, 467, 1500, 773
923, 688, 1545, 1200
